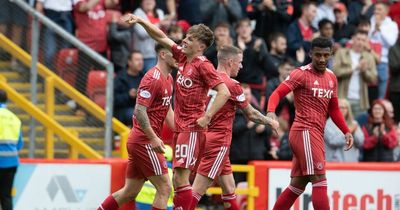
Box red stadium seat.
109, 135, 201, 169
86, 70, 107, 108
55, 48, 78, 86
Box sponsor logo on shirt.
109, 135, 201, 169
236, 93, 246, 102
285, 75, 290, 81
140, 90, 151, 99
177, 74, 193, 88
314, 80, 319, 86
162, 96, 172, 106
311, 88, 333, 98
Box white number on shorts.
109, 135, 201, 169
175, 144, 188, 158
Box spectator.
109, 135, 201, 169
318, 18, 335, 41
333, 30, 377, 117
348, 0, 375, 26
0, 90, 23, 210
248, 0, 293, 44
265, 58, 295, 126
362, 99, 398, 162
108, 11, 131, 73
132, 0, 166, 72
312, 0, 338, 29
324, 98, 364, 162
0, 0, 28, 70
167, 24, 184, 43
199, 0, 242, 30
268, 118, 293, 161
234, 18, 275, 102
267, 32, 301, 75
204, 22, 233, 68
286, 2, 317, 61
73, 0, 118, 96
333, 2, 355, 45
389, 0, 400, 29
230, 84, 271, 183
36, 0, 74, 69
369, 2, 399, 99
393, 123, 400, 161
388, 38, 400, 124
113, 51, 145, 127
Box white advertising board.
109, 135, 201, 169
268, 168, 400, 210
13, 163, 111, 210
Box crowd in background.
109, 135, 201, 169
2, 0, 400, 165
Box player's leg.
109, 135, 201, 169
219, 173, 240, 210
309, 174, 329, 210
98, 178, 145, 210
273, 130, 308, 210
148, 173, 173, 210
173, 132, 204, 210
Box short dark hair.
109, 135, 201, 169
353, 29, 369, 37
0, 90, 7, 103
217, 45, 242, 61
187, 24, 214, 49
155, 43, 168, 53
269, 32, 286, 45
318, 18, 334, 30
128, 50, 142, 60
311, 37, 333, 50
357, 16, 371, 27
279, 57, 294, 68
215, 22, 230, 30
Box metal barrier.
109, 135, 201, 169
0, 0, 124, 157
206, 165, 259, 210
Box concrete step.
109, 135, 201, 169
8, 103, 74, 115
22, 126, 105, 138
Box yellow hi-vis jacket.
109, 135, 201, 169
0, 105, 23, 168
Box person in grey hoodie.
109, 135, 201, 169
324, 98, 365, 162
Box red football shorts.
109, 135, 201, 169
197, 130, 232, 179
289, 130, 326, 177
126, 143, 168, 179
172, 131, 206, 170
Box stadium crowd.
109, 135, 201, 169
2, 0, 400, 163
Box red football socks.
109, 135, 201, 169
98, 195, 119, 210
173, 185, 192, 210
189, 191, 202, 210
222, 193, 240, 210
273, 185, 305, 210
312, 179, 330, 210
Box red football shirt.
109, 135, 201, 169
128, 67, 173, 144
171, 44, 223, 132
73, 0, 108, 52
208, 72, 248, 132
282, 64, 338, 134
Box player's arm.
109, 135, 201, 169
135, 104, 165, 153
328, 97, 353, 151
165, 106, 175, 131
242, 104, 279, 132
266, 83, 291, 119
121, 14, 175, 51
197, 83, 231, 127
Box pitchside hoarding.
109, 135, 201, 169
268, 168, 400, 210
13, 163, 111, 210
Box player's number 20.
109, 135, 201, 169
175, 144, 188, 158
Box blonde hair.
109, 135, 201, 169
338, 98, 354, 125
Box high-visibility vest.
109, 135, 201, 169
135, 168, 174, 207
0, 107, 21, 157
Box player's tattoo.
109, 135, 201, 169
243, 105, 270, 125
135, 104, 151, 129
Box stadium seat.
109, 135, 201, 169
55, 48, 78, 86
86, 70, 107, 108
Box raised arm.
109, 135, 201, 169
122, 14, 175, 51
135, 104, 165, 153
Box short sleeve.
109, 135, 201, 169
171, 44, 186, 63
282, 69, 304, 90
198, 61, 222, 89
136, 75, 160, 108
231, 82, 249, 109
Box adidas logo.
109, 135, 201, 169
314, 80, 319, 86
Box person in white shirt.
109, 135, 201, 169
369, 2, 399, 99
312, 0, 338, 29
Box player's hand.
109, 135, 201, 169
344, 132, 354, 151
266, 112, 277, 121
121, 13, 140, 25
266, 117, 280, 136
150, 137, 166, 153
197, 115, 211, 128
